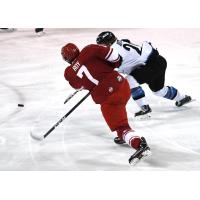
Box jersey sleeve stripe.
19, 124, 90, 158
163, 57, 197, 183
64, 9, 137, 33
105, 48, 113, 60
111, 55, 120, 63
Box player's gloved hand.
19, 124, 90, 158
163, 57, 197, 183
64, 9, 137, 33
75, 86, 84, 91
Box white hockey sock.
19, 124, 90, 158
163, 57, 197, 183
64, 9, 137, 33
135, 97, 148, 108
153, 86, 168, 97
153, 86, 185, 101
173, 91, 186, 102
122, 130, 141, 149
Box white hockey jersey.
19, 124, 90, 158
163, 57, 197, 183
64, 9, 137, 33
112, 39, 154, 74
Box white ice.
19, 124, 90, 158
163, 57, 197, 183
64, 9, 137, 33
0, 28, 200, 170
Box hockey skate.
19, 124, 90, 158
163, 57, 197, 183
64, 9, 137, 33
129, 137, 151, 166
35, 28, 45, 36
134, 105, 152, 118
175, 95, 192, 107
0, 28, 16, 33
114, 137, 126, 145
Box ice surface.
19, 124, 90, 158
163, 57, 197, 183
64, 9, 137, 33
0, 28, 200, 170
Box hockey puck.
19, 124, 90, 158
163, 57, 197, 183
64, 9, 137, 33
18, 104, 24, 107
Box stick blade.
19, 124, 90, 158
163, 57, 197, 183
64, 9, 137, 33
30, 131, 44, 141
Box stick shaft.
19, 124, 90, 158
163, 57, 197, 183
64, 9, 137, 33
64, 88, 83, 104
44, 92, 90, 139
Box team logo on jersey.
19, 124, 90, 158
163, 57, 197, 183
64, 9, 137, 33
117, 75, 123, 82
108, 87, 113, 93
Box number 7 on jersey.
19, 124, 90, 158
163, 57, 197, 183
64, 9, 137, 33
77, 65, 99, 85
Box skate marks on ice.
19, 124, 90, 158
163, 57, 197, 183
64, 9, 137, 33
129, 99, 199, 124
1, 29, 200, 170
27, 94, 96, 170
28, 97, 200, 170
28, 124, 130, 170
28, 111, 80, 170
62, 117, 152, 170
143, 140, 200, 170
129, 100, 200, 170
60, 111, 133, 170
128, 126, 200, 170
27, 90, 82, 170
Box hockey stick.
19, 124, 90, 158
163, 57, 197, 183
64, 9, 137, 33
30, 92, 90, 141
64, 88, 83, 104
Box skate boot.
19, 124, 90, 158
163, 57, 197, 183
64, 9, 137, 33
0, 28, 16, 32
114, 137, 126, 144
135, 105, 152, 117
129, 137, 151, 166
175, 95, 192, 107
35, 28, 45, 36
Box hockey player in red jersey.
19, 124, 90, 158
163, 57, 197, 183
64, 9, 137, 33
61, 43, 151, 165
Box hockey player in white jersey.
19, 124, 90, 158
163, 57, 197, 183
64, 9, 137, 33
96, 31, 192, 108
96, 31, 192, 144
97, 32, 152, 118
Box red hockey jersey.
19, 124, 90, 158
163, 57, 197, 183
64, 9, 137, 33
64, 44, 125, 104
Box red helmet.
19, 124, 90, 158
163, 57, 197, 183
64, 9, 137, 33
61, 43, 80, 64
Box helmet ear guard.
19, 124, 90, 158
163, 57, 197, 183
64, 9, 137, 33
61, 43, 80, 64
96, 31, 117, 46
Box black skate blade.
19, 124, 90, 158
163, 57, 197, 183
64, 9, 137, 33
183, 98, 196, 105
129, 149, 152, 166
176, 97, 195, 107
134, 113, 151, 120
114, 137, 126, 145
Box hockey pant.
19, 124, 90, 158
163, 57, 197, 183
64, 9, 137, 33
100, 79, 131, 132
130, 55, 167, 92
100, 80, 142, 149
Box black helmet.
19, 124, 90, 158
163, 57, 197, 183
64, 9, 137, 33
96, 31, 117, 46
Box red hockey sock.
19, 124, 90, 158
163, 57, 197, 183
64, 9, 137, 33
116, 125, 132, 139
